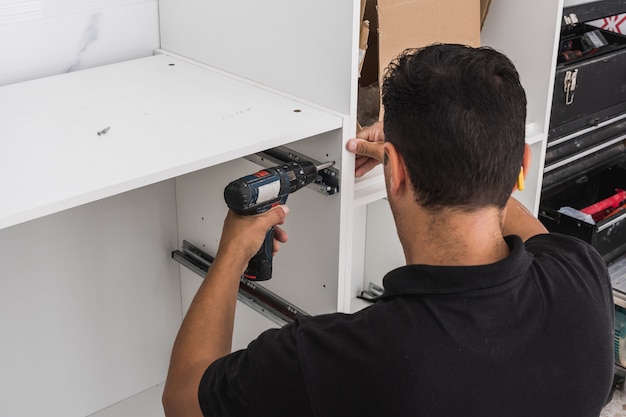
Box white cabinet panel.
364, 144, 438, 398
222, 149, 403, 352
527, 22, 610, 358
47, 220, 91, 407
158, 0, 359, 114
0, 54, 342, 230
0, 181, 180, 417
481, 0, 563, 215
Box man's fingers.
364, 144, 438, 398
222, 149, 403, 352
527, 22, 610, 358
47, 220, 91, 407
355, 159, 381, 178
347, 122, 386, 177
273, 225, 288, 244
356, 120, 385, 142
355, 154, 371, 169
269, 214, 289, 255
267, 205, 289, 226
272, 225, 289, 255
346, 138, 384, 160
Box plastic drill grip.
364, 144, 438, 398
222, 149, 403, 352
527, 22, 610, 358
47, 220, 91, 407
243, 227, 274, 281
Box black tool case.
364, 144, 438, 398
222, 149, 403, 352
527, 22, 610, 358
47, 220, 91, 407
540, 162, 626, 264
539, 0, 626, 265
549, 0, 626, 139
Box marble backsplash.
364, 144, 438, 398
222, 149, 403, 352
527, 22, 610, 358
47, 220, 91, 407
0, 0, 159, 86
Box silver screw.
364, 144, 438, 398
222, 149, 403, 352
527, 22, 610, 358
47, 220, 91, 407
97, 126, 111, 136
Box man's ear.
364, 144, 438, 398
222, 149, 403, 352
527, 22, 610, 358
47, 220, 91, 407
383, 142, 407, 196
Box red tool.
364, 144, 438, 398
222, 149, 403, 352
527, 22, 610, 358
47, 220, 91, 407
581, 189, 626, 216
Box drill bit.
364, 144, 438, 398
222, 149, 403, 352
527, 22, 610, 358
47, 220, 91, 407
316, 161, 334, 171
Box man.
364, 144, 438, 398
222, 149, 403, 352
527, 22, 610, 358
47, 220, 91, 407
163, 44, 614, 417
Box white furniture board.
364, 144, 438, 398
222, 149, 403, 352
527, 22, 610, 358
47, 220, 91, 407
158, 0, 359, 114
0, 53, 343, 230
86, 298, 282, 417
363, 198, 404, 293
353, 165, 386, 207
480, 0, 563, 215
0, 180, 181, 417
180, 268, 280, 352
481, 0, 563, 137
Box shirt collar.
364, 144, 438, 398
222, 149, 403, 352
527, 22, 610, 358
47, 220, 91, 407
380, 235, 534, 298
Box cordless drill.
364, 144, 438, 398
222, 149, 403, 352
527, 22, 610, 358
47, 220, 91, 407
224, 159, 333, 281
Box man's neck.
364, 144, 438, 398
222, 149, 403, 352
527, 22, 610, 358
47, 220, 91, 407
398, 206, 510, 267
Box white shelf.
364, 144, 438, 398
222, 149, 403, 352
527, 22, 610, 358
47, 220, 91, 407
0, 54, 343, 230
353, 164, 386, 207
350, 296, 373, 313
525, 122, 548, 146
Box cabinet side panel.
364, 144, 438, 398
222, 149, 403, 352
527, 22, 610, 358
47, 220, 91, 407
158, 0, 356, 114
363, 199, 404, 289
180, 269, 279, 352
481, 0, 562, 215
0, 181, 181, 417
481, 0, 563, 135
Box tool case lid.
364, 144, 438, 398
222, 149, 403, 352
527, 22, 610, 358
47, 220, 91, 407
563, 0, 626, 26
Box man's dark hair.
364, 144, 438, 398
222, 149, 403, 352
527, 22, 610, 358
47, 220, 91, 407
382, 44, 527, 210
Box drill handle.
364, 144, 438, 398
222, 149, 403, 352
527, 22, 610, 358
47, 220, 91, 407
243, 227, 274, 281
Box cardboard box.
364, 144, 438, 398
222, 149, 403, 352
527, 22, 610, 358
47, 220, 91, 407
358, 0, 482, 125
377, 0, 480, 79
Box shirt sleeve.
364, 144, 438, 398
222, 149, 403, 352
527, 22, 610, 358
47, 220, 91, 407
526, 232, 614, 313
198, 320, 314, 417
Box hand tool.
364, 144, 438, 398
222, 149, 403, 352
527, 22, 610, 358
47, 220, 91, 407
224, 159, 333, 280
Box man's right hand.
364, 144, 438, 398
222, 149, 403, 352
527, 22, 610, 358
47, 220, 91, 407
216, 206, 289, 276
347, 121, 385, 177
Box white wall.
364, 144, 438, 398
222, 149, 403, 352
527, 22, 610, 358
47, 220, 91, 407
0, 0, 160, 86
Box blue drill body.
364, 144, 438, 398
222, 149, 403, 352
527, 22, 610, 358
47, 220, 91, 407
224, 160, 323, 280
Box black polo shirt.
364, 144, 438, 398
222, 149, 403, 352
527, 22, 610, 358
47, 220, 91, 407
199, 234, 614, 417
